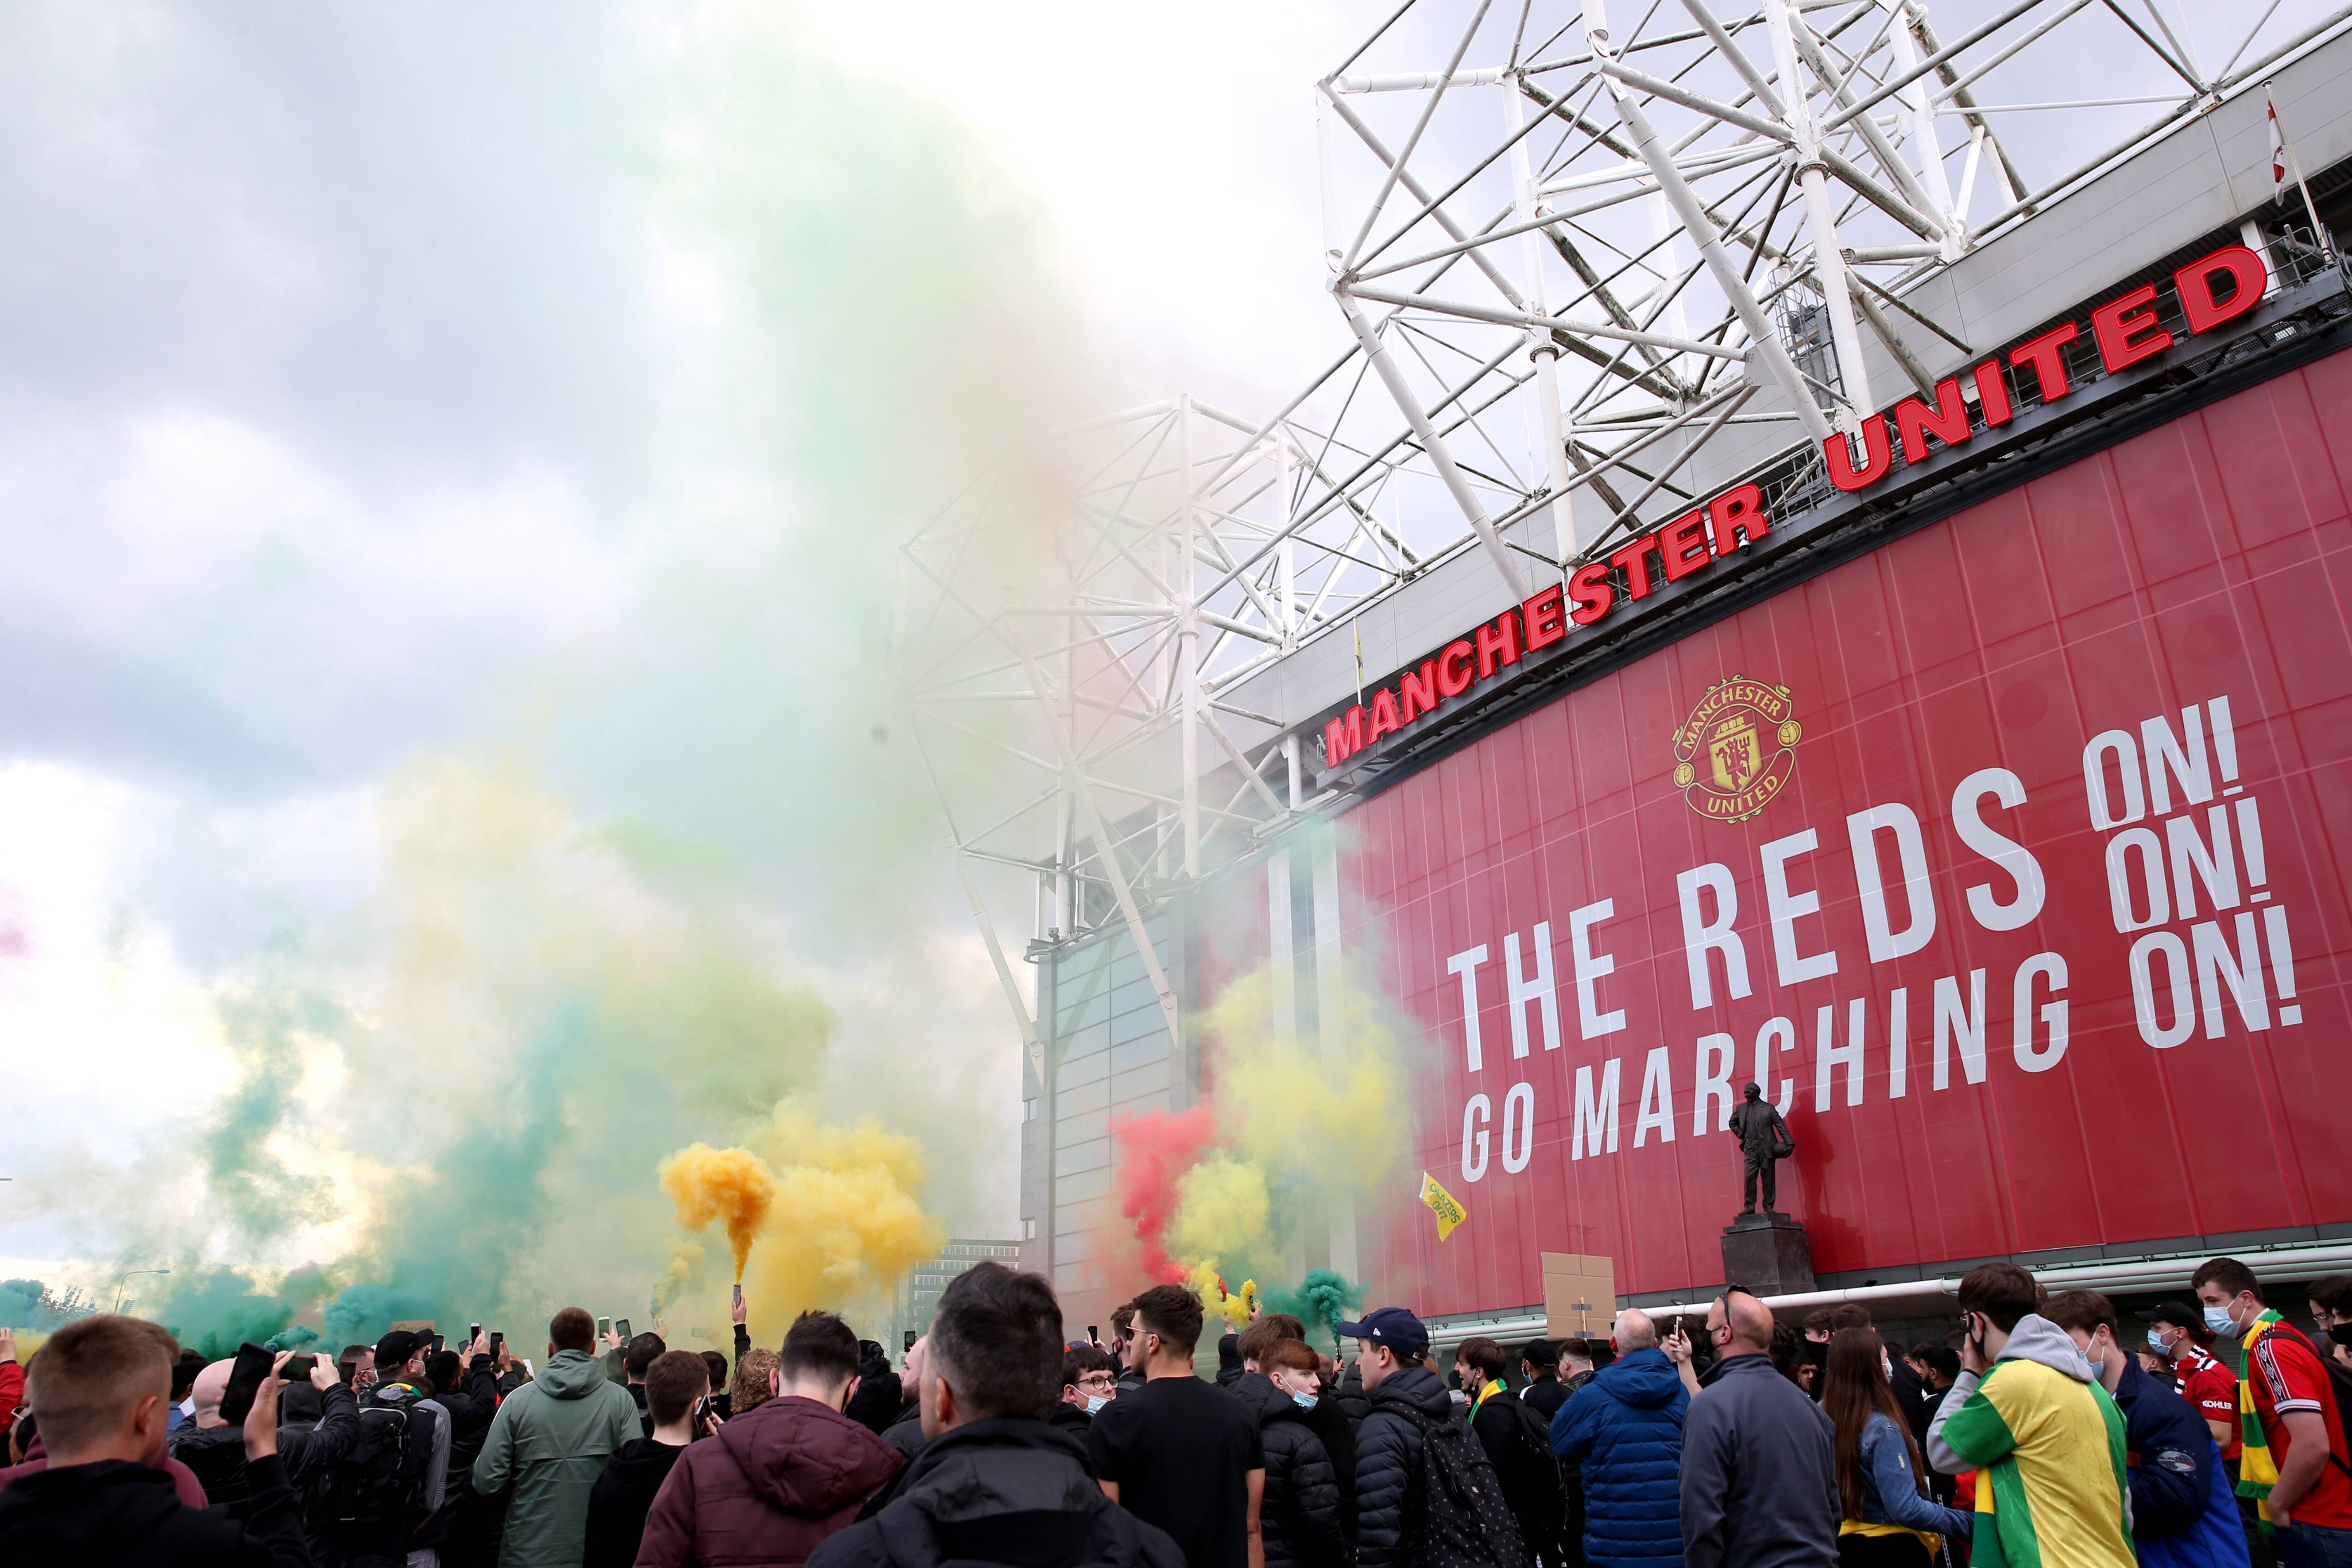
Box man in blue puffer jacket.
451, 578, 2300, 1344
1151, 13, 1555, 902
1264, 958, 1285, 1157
1552, 1310, 1689, 1567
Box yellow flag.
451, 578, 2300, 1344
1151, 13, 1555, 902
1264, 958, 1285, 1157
1419, 1171, 1466, 1241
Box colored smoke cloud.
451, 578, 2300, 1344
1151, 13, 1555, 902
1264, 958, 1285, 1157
1113, 953, 1419, 1299
1260, 1268, 1365, 1354
734, 1102, 945, 1338
1111, 1105, 1219, 1281
660, 1144, 778, 1281
0, 3, 1109, 1356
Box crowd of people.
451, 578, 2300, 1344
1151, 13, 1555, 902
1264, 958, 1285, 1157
1, 1253, 2348, 1568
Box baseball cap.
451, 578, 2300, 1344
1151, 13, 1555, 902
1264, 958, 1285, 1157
2135, 1302, 2203, 1330
373, 1329, 429, 1370
1339, 1306, 1430, 1360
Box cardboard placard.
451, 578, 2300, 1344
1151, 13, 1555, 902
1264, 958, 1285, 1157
1541, 1253, 1615, 1339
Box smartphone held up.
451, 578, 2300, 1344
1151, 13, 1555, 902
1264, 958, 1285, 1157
218, 1342, 277, 1427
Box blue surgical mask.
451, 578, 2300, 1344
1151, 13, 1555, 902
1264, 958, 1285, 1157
1291, 1391, 1317, 1411
1086, 1395, 1110, 1415
2147, 1329, 2169, 1354
2204, 1306, 2239, 1335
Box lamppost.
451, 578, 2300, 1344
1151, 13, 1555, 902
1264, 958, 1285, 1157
114, 1268, 170, 1314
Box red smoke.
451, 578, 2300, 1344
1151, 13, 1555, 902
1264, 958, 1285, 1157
1111, 1106, 1218, 1282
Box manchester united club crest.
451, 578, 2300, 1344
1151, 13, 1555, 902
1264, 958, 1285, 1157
1672, 676, 1801, 823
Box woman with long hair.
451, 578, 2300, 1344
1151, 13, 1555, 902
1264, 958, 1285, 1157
1822, 1326, 1972, 1566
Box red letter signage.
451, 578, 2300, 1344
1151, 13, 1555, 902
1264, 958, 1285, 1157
2091, 282, 2173, 373
2176, 245, 2267, 335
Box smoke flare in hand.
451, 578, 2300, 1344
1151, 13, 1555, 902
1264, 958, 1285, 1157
659, 1144, 776, 1281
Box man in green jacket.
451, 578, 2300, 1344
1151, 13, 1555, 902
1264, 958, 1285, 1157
474, 1306, 643, 1568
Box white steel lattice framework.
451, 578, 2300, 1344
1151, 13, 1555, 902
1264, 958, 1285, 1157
898, 0, 2352, 1066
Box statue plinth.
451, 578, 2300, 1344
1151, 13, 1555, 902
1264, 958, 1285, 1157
1720, 1212, 1815, 1297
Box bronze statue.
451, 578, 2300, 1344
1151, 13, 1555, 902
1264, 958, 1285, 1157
1727, 1082, 1794, 1214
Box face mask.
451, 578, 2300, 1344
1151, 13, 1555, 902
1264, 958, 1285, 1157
2148, 1329, 2169, 1354
2204, 1306, 2239, 1335
2330, 1324, 2352, 1348
1085, 1395, 1110, 1415
1881, 1357, 1893, 1380
1291, 1391, 1318, 1410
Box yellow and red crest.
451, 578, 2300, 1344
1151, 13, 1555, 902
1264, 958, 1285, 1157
1671, 675, 1800, 823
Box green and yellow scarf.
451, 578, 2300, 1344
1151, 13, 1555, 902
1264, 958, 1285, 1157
2237, 1310, 2284, 1531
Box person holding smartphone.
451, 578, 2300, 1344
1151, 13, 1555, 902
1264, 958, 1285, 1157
0, 1314, 314, 1566
1925, 1264, 2133, 1568
585, 1350, 712, 1568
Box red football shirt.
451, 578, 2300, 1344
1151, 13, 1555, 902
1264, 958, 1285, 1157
2177, 1345, 2241, 1461
2248, 1321, 2352, 1530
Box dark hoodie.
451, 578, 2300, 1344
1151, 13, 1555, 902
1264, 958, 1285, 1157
0, 1451, 314, 1568
804, 1416, 1185, 1568
845, 1345, 904, 1436
636, 1391, 900, 1567
1231, 1372, 1345, 1568
583, 1436, 686, 1568
1353, 1362, 1453, 1568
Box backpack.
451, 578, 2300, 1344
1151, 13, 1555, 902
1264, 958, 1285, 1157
315, 1395, 423, 1552
2266, 1322, 2352, 1478
1494, 1393, 1561, 1489
1404, 1407, 1533, 1568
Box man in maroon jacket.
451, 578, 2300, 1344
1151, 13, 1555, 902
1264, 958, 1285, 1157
636, 1309, 899, 1567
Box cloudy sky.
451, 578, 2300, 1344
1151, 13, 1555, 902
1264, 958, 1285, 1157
0, 0, 2327, 1300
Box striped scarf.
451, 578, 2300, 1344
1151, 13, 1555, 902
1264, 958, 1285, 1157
2237, 1310, 2285, 1530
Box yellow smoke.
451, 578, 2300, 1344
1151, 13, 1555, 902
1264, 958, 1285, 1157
1206, 966, 1413, 1188
1166, 1153, 1274, 1281
659, 1144, 776, 1280
1154, 960, 1422, 1290
648, 1099, 941, 1343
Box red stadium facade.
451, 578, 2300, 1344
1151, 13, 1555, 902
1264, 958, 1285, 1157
1220, 349, 2352, 1314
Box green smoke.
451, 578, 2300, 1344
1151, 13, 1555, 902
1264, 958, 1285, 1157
1262, 1269, 1368, 1357
31, 5, 1086, 1349
204, 989, 341, 1244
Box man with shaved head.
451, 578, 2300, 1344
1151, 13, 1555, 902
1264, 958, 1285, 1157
1550, 1308, 1688, 1566
1678, 1289, 1838, 1568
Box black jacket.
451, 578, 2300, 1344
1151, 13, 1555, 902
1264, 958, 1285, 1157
1678, 1353, 1838, 1568
1304, 1391, 1358, 1546
0, 1451, 315, 1567
582, 1437, 685, 1568
439, 1357, 502, 1488
1354, 1363, 1452, 1568
804, 1416, 1185, 1568
881, 1397, 928, 1464
1232, 1373, 1345, 1568
848, 1345, 906, 1435
173, 1385, 361, 1509
1216, 1334, 1247, 1389
1472, 1388, 1564, 1561
1337, 1362, 1372, 1429
169, 1420, 252, 1505
1519, 1375, 1570, 1424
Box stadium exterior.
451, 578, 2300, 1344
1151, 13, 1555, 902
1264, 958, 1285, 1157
899, 4, 2352, 1349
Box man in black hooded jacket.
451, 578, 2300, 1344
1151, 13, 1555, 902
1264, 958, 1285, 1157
1241, 1338, 1346, 1567
809, 1263, 1182, 1568
1345, 1307, 1461, 1568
